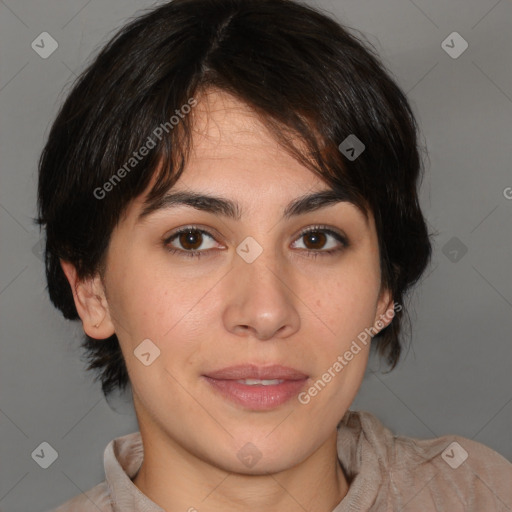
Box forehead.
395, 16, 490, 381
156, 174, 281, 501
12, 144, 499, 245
128, 89, 369, 227
185, 89, 323, 187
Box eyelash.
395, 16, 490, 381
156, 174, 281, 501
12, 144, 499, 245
163, 225, 349, 260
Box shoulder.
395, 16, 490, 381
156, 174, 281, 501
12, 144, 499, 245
392, 433, 512, 510
347, 411, 512, 510
46, 481, 112, 512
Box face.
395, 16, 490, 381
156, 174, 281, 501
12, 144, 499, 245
71, 89, 393, 474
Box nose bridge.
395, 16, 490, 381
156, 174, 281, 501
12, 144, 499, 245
222, 232, 300, 340
234, 233, 284, 302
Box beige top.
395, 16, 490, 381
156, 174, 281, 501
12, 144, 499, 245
49, 410, 512, 511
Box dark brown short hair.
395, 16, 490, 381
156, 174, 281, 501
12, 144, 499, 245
37, 0, 432, 399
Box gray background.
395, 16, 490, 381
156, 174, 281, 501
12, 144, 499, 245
0, 0, 511, 510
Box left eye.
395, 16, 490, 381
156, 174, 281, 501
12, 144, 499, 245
291, 228, 346, 253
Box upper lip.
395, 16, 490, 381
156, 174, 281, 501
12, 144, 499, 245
204, 364, 308, 380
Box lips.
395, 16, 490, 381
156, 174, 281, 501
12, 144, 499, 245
203, 364, 308, 381
202, 364, 309, 410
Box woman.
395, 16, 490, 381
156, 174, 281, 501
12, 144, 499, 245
38, 0, 512, 510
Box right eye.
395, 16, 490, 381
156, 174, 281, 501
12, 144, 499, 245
164, 227, 222, 259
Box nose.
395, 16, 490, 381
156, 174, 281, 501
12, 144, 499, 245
222, 246, 301, 341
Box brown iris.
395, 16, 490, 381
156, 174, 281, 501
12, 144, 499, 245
178, 230, 203, 251
302, 231, 326, 250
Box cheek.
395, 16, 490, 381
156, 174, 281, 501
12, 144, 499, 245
308, 257, 382, 346
109, 261, 210, 399
107, 254, 218, 374
299, 262, 379, 416
107, 252, 192, 337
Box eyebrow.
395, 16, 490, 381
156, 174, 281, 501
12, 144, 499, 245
137, 189, 366, 223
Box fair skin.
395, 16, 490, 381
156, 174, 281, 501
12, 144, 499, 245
61, 89, 394, 512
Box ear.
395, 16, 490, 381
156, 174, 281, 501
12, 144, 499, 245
60, 260, 116, 339
372, 286, 396, 334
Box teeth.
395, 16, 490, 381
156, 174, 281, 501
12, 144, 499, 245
236, 379, 284, 386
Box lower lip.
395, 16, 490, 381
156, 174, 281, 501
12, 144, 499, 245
202, 377, 308, 410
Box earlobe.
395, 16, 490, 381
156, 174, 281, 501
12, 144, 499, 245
373, 287, 395, 333
60, 259, 116, 339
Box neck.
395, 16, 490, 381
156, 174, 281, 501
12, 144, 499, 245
132, 428, 349, 512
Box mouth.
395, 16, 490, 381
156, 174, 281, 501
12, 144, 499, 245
202, 364, 309, 410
